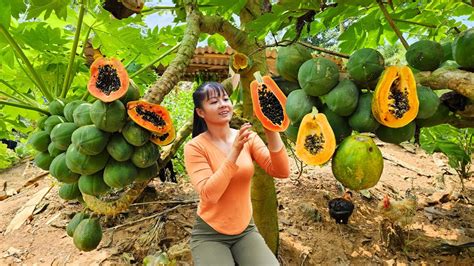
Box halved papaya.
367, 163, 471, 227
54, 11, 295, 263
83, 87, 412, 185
127, 100, 172, 134
372, 66, 419, 128
250, 72, 290, 132
88, 57, 129, 102
295, 108, 336, 166
230, 52, 252, 74
150, 125, 175, 146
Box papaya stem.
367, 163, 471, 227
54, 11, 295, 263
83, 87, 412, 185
0, 24, 53, 102
376, 0, 409, 50
392, 18, 436, 29
125, 52, 141, 69
80, 20, 96, 62
253, 71, 264, 84
14, 56, 42, 92
81, 89, 89, 101
130, 43, 181, 79
61, 0, 86, 98
0, 100, 50, 115
0, 79, 38, 105
297, 41, 350, 59
0, 92, 32, 106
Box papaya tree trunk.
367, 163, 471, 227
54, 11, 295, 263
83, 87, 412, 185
416, 68, 474, 100
199, 0, 281, 253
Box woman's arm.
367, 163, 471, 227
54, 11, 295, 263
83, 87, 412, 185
250, 130, 290, 178
264, 127, 284, 152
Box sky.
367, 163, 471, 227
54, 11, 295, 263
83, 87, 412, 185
143, 0, 176, 29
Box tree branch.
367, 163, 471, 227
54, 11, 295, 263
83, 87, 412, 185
298, 41, 350, 59
447, 116, 474, 128
377, 0, 409, 49
392, 18, 436, 29
143, 5, 200, 104
200, 15, 247, 50
415, 69, 474, 100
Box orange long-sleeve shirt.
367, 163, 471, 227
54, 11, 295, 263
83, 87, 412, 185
184, 131, 290, 235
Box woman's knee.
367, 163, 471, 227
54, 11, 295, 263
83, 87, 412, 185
191, 241, 235, 266
231, 232, 279, 266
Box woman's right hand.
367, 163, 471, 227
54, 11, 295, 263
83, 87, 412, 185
229, 123, 252, 161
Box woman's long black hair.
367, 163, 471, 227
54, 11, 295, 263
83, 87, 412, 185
192, 82, 228, 138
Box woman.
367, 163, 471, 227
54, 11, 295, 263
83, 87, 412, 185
184, 81, 290, 265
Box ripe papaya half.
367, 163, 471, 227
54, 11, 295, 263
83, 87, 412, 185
88, 57, 129, 102
230, 52, 252, 74
150, 125, 175, 146
250, 72, 290, 132
295, 108, 336, 166
127, 100, 172, 134
372, 66, 419, 128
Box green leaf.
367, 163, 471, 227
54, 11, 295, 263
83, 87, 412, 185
16, 22, 69, 51
11, 0, 28, 18
0, 143, 19, 170
207, 34, 227, 53
27, 0, 69, 20
0, 1, 11, 29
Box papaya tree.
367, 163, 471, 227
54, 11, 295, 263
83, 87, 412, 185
0, 0, 473, 254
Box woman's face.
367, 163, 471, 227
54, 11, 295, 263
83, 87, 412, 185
196, 89, 233, 125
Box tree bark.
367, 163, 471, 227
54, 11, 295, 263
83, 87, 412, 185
416, 69, 474, 100
199, 1, 281, 253
143, 3, 201, 104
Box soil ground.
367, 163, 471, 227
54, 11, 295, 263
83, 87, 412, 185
1, 140, 473, 265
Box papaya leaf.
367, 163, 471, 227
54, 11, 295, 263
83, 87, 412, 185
207, 34, 227, 53
15, 23, 68, 51
27, 0, 69, 20
0, 1, 11, 29
200, 0, 247, 17
246, 5, 290, 40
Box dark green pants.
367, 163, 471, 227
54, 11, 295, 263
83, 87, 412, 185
190, 216, 279, 266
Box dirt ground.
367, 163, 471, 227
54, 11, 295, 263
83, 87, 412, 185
1, 140, 473, 265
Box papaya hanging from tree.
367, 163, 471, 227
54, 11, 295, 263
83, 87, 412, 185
88, 57, 129, 102
276, 44, 312, 82
452, 27, 474, 69
405, 40, 443, 71
150, 125, 176, 146
127, 100, 173, 134
250, 72, 290, 132
295, 108, 336, 166
331, 135, 383, 191
230, 51, 252, 74
372, 66, 419, 128
347, 48, 385, 83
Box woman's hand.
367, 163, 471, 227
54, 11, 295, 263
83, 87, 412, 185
263, 126, 284, 152
232, 123, 253, 153
227, 123, 252, 162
